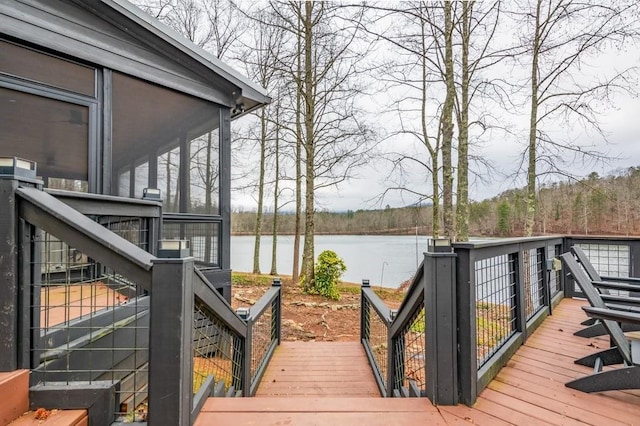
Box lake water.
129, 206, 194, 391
231, 235, 432, 288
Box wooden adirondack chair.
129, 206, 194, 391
560, 253, 640, 392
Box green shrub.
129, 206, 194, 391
303, 250, 346, 300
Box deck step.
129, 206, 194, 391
8, 409, 87, 426
195, 397, 447, 425
0, 370, 29, 425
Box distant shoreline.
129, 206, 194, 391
232, 230, 430, 237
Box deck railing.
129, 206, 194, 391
455, 237, 564, 405
361, 280, 393, 395
2, 180, 280, 425
361, 237, 566, 405
361, 260, 428, 398
238, 280, 282, 396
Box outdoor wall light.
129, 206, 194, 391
236, 307, 250, 320
142, 187, 162, 201
158, 239, 190, 258
429, 237, 453, 253
0, 156, 37, 180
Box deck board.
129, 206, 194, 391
256, 341, 381, 397
198, 298, 640, 425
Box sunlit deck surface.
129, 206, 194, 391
197, 298, 640, 425
41, 283, 121, 327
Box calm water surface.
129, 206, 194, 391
231, 235, 432, 288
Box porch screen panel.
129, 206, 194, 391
0, 39, 95, 97
0, 87, 88, 183
188, 128, 220, 215
157, 147, 180, 212
111, 72, 220, 208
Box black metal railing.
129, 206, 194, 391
361, 262, 427, 398
10, 185, 280, 425
163, 213, 221, 267
239, 280, 282, 397
564, 236, 640, 298
47, 188, 161, 255
360, 280, 392, 395
361, 237, 565, 405
455, 237, 563, 404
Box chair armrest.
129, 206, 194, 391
583, 306, 640, 325
593, 280, 640, 292
601, 275, 640, 286
601, 294, 640, 307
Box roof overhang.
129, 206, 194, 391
95, 0, 270, 117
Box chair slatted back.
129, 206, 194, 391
560, 252, 632, 365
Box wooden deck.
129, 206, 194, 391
256, 341, 380, 397
197, 298, 640, 425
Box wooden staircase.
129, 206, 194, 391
195, 342, 448, 425
1, 370, 87, 426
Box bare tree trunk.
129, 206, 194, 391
204, 131, 213, 261
419, 8, 439, 238
292, 14, 303, 284
455, 1, 471, 242
165, 151, 172, 210
270, 113, 280, 276
525, 0, 542, 237
252, 108, 267, 273
442, 1, 455, 240
301, 1, 315, 290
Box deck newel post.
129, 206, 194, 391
237, 308, 252, 396
562, 237, 575, 298
514, 249, 527, 339
424, 239, 458, 405
0, 178, 20, 371
386, 308, 400, 397
455, 245, 477, 405
272, 278, 282, 345
360, 279, 370, 343
0, 163, 42, 372
148, 257, 194, 426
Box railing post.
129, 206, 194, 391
272, 278, 282, 345
424, 240, 458, 405
514, 250, 527, 339
236, 307, 252, 396
454, 245, 477, 405
562, 237, 576, 298
360, 279, 370, 342
0, 179, 20, 372
148, 257, 194, 426
0, 159, 42, 372
386, 309, 399, 397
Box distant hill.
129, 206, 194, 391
232, 166, 640, 237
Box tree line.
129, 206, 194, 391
135, 0, 640, 290
232, 166, 640, 237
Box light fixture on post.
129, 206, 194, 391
0, 157, 37, 181
236, 307, 250, 321
142, 188, 162, 201
157, 239, 190, 258
429, 237, 452, 253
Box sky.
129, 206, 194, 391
228, 4, 640, 213
231, 81, 640, 213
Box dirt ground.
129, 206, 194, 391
231, 275, 404, 342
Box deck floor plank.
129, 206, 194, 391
198, 298, 640, 425
256, 342, 381, 397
